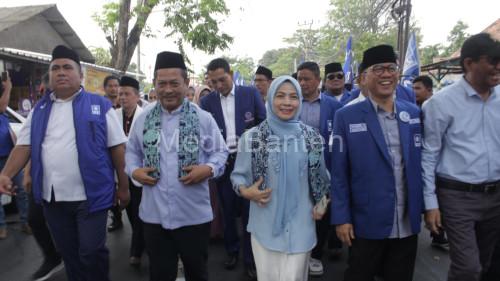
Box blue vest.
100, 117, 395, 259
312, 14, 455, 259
0, 113, 14, 157
30, 89, 115, 213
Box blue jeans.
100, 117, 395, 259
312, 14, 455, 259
0, 157, 29, 227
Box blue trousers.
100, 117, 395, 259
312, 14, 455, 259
43, 199, 109, 281
216, 154, 254, 266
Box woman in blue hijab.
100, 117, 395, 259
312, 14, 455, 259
231, 75, 330, 281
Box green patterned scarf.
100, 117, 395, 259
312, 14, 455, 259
143, 100, 200, 179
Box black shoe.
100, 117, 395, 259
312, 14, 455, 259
224, 254, 238, 270
431, 237, 450, 251
107, 220, 123, 232
245, 266, 257, 280
32, 258, 64, 281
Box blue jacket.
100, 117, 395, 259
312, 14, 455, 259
330, 98, 423, 239
200, 85, 266, 140
30, 89, 115, 213
316, 93, 342, 170
344, 84, 416, 105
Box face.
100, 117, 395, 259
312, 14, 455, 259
104, 79, 120, 106
412, 81, 431, 104
465, 55, 500, 89
364, 63, 399, 99
186, 87, 195, 101
154, 68, 189, 111
148, 90, 157, 102
49, 58, 82, 97
254, 74, 271, 96
272, 82, 300, 121
325, 71, 345, 94
208, 68, 233, 96
297, 69, 321, 98
118, 86, 140, 111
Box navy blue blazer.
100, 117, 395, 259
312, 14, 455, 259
344, 84, 416, 105
330, 98, 423, 239
200, 85, 266, 141
314, 93, 342, 170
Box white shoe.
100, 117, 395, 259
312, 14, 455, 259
309, 258, 324, 276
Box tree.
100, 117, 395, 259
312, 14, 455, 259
223, 56, 256, 82
442, 20, 469, 57
420, 44, 443, 65
259, 47, 301, 76
93, 0, 233, 72
89, 47, 113, 67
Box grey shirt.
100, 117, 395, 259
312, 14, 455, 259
370, 97, 413, 238
300, 94, 321, 129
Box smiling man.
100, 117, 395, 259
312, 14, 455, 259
0, 45, 130, 281
331, 44, 424, 281
422, 33, 500, 281
323, 62, 351, 103
125, 51, 229, 281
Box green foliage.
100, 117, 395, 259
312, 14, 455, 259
442, 20, 469, 57
222, 56, 256, 82
420, 44, 444, 65
89, 47, 112, 67
93, 0, 233, 71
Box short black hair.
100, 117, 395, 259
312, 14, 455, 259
207, 58, 230, 73
297, 61, 321, 78
413, 75, 433, 90
460, 33, 500, 72
103, 75, 119, 88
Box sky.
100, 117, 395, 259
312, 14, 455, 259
2, 0, 499, 80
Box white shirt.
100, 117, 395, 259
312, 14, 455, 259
220, 83, 237, 153
17, 91, 127, 202
345, 92, 366, 106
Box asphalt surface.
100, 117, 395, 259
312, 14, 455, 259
0, 213, 450, 281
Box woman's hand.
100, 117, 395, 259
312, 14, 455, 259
239, 177, 272, 206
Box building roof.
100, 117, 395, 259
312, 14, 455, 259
0, 47, 144, 78
0, 4, 95, 63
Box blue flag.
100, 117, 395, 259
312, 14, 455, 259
401, 32, 420, 87
343, 36, 354, 85
233, 71, 241, 86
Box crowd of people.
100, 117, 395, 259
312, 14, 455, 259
0, 31, 498, 281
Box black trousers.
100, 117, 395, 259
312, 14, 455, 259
144, 222, 210, 281
311, 204, 342, 259
28, 192, 60, 263
344, 235, 418, 281
125, 178, 145, 257
481, 238, 500, 281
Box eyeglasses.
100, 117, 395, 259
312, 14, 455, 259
327, 73, 344, 80
370, 64, 398, 76
485, 56, 500, 66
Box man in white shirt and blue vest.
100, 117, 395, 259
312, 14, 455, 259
0, 45, 130, 281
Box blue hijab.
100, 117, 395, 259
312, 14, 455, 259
266, 76, 306, 236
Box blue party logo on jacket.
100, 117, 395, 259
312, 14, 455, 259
91, 104, 101, 115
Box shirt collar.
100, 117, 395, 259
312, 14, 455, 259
160, 103, 182, 115
220, 83, 236, 98
460, 76, 498, 99
50, 88, 82, 103
303, 91, 322, 103
368, 95, 397, 114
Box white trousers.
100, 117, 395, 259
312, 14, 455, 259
251, 235, 310, 281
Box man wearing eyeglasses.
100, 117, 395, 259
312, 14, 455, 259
331, 44, 423, 281
254, 66, 273, 102
324, 62, 351, 104
423, 33, 500, 281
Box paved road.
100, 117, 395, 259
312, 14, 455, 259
0, 215, 450, 281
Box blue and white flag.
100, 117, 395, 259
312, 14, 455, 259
401, 32, 420, 88
343, 36, 354, 85
233, 70, 241, 86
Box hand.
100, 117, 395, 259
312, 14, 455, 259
239, 177, 272, 206
336, 223, 355, 247
116, 186, 130, 209
425, 208, 442, 234
179, 165, 212, 185
132, 167, 159, 186
313, 197, 330, 220
23, 172, 32, 193
1, 74, 12, 95
0, 175, 15, 195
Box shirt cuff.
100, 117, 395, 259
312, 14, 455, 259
424, 195, 439, 210
205, 163, 216, 180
